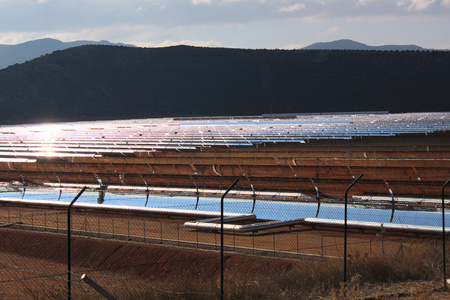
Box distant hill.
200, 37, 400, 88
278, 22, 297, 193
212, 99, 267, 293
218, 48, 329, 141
0, 38, 134, 69
0, 45, 449, 125
303, 39, 426, 51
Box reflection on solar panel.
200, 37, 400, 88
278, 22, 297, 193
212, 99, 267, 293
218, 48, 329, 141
0, 112, 449, 202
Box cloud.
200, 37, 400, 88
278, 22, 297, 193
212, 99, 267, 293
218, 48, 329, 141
192, 0, 212, 5
314, 25, 342, 37
1, 1, 448, 33
0, 33, 26, 45
277, 3, 307, 13
279, 43, 308, 49
397, 0, 436, 12
132, 39, 222, 48
324, 25, 341, 34
38, 24, 186, 43
0, 0, 449, 48
357, 0, 373, 5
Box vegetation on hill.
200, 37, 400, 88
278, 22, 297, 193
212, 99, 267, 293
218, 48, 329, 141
0, 45, 449, 124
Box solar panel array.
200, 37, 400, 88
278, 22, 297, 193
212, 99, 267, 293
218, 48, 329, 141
0, 112, 448, 201
0, 112, 448, 161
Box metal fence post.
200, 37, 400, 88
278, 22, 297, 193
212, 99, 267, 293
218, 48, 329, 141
321, 235, 324, 259
84, 215, 88, 235
221, 179, 239, 300
67, 186, 87, 300
344, 174, 363, 284
233, 231, 236, 252
442, 179, 450, 290
273, 234, 276, 257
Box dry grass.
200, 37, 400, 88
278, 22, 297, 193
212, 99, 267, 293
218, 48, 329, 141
37, 242, 444, 300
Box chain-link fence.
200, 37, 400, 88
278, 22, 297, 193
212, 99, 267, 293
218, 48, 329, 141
0, 185, 448, 299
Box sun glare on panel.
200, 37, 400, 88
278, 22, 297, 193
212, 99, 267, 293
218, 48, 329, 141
33, 123, 63, 156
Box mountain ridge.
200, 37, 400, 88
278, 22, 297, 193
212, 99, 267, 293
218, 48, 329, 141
303, 39, 426, 51
0, 45, 449, 125
0, 38, 134, 69
1, 38, 439, 70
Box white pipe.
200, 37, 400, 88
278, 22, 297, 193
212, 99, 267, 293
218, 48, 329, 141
185, 218, 305, 232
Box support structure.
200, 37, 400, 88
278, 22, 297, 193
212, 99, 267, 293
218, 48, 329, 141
386, 181, 395, 223
81, 274, 117, 300
312, 179, 321, 218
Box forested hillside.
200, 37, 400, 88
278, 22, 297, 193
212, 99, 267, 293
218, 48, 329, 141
0, 45, 449, 124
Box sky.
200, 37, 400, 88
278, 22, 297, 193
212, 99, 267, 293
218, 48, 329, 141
0, 0, 449, 50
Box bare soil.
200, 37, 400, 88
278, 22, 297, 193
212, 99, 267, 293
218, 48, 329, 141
1, 228, 449, 299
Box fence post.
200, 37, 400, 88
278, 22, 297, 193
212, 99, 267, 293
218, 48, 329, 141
67, 186, 87, 300
220, 178, 239, 300
442, 179, 450, 290
273, 234, 276, 257
253, 232, 255, 253
321, 235, 324, 259
344, 174, 363, 285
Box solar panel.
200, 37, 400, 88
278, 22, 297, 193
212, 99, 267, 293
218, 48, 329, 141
0, 112, 448, 159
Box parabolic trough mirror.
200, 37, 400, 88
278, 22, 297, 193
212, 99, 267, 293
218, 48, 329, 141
0, 187, 448, 228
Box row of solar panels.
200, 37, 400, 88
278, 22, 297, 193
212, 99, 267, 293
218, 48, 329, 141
0, 113, 448, 158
